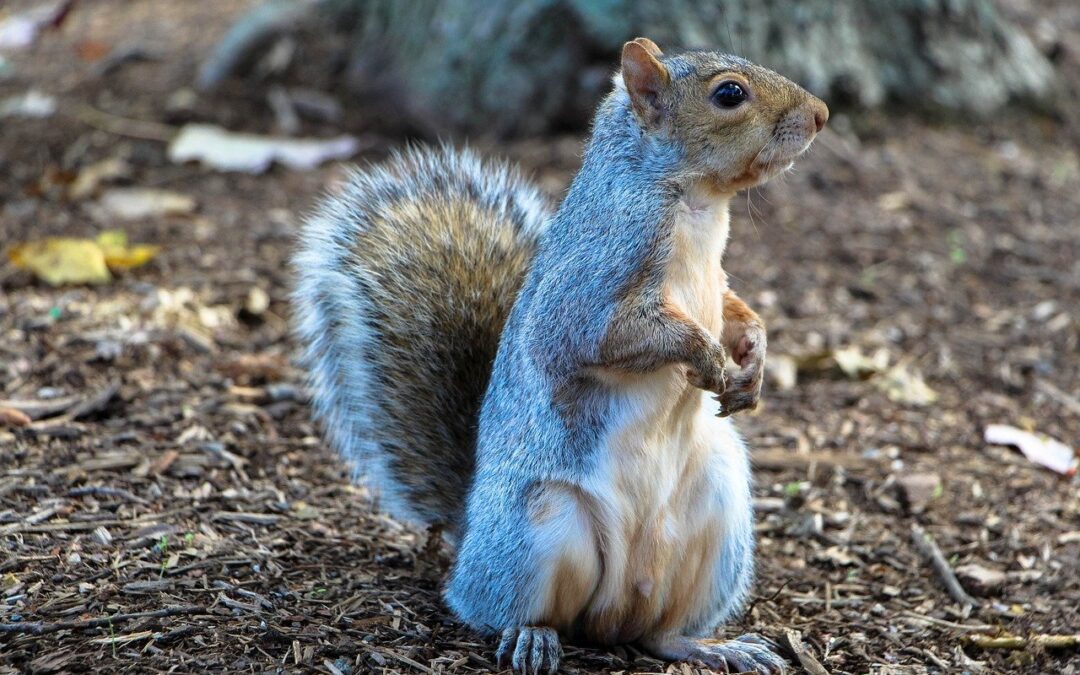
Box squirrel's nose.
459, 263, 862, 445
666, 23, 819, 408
810, 99, 829, 133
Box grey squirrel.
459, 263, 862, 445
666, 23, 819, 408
293, 38, 827, 675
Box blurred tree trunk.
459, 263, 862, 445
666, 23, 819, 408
201, 0, 1056, 137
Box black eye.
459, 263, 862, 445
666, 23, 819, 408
712, 81, 747, 108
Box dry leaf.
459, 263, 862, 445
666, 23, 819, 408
792, 346, 888, 380
96, 230, 161, 270
767, 354, 798, 391
833, 345, 889, 380
878, 366, 937, 405
985, 424, 1076, 475
168, 123, 360, 173
98, 188, 196, 220
8, 231, 160, 285
68, 157, 131, 199
815, 545, 860, 567
874, 363, 938, 406
877, 190, 911, 211
8, 238, 111, 285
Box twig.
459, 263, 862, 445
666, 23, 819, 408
920, 648, 950, 670
67, 486, 148, 505
743, 579, 789, 616
10, 505, 196, 534
67, 380, 121, 420
1036, 380, 1080, 417
899, 611, 994, 633
910, 524, 978, 608
364, 646, 436, 674
211, 511, 281, 525
967, 634, 1080, 650
0, 506, 61, 536
0, 605, 202, 635
0, 395, 81, 421
72, 104, 176, 142
753, 449, 867, 470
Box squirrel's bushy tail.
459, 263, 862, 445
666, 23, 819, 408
292, 146, 550, 532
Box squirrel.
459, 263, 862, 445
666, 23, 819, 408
293, 38, 827, 675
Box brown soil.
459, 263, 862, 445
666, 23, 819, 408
1, 1, 1077, 673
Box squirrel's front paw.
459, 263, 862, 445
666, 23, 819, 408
716, 330, 766, 417
686, 344, 728, 395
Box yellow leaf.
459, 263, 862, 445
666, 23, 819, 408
833, 346, 889, 380
875, 363, 939, 406
97, 230, 160, 270
103, 244, 161, 271
7, 238, 111, 286
8, 231, 160, 285
95, 229, 128, 249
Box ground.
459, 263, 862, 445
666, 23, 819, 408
0, 1, 1078, 674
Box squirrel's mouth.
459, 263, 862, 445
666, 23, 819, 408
748, 99, 827, 183
746, 129, 818, 184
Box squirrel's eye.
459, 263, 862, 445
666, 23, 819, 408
711, 81, 747, 108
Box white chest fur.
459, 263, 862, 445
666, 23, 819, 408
666, 186, 732, 336
574, 186, 745, 643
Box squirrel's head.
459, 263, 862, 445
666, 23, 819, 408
619, 37, 828, 193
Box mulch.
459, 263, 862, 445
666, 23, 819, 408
1, 0, 1078, 673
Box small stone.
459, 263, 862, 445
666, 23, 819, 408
788, 513, 824, 539
245, 286, 270, 315
955, 563, 1007, 596
95, 339, 123, 361
895, 472, 941, 514
91, 526, 113, 545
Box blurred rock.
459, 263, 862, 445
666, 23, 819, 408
955, 564, 1007, 596
895, 472, 941, 514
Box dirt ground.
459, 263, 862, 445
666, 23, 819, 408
1, 1, 1078, 673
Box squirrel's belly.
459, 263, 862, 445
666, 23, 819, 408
530, 373, 747, 644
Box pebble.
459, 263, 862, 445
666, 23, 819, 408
956, 564, 1007, 596
895, 472, 941, 514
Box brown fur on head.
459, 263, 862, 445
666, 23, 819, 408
620, 38, 829, 194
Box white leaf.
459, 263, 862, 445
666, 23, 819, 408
985, 424, 1076, 475
167, 123, 359, 173
99, 188, 196, 220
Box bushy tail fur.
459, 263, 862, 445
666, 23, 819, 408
292, 146, 550, 533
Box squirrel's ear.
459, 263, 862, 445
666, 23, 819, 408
622, 39, 670, 124
631, 37, 663, 58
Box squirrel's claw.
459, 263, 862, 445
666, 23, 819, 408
497, 626, 561, 675
715, 334, 765, 417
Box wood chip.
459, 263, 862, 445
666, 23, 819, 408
780, 629, 830, 675
210, 511, 281, 525
0, 407, 32, 427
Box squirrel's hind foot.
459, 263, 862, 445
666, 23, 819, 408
645, 633, 787, 674
497, 626, 562, 675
